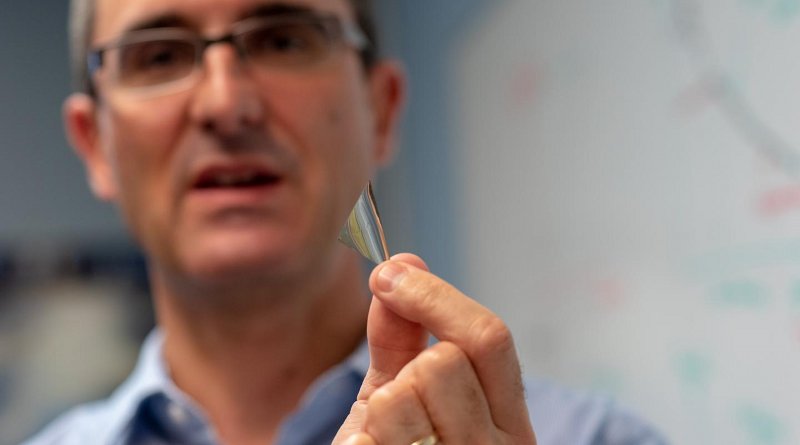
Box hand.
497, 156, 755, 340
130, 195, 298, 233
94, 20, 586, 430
333, 253, 537, 444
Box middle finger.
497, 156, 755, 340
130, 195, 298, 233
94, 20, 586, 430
396, 341, 496, 444
365, 379, 437, 445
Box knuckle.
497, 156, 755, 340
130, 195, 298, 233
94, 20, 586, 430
349, 400, 368, 416
429, 341, 469, 368
367, 385, 395, 409
421, 341, 470, 372
470, 314, 515, 358
366, 381, 413, 412
470, 431, 502, 445
413, 278, 449, 312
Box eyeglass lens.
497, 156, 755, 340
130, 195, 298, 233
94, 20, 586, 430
110, 17, 336, 90
117, 40, 197, 88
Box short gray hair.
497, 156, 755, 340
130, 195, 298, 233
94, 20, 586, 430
68, 0, 95, 94
68, 0, 380, 94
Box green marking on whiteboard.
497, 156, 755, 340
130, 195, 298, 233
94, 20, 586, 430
675, 352, 711, 392
742, 0, 800, 21
709, 280, 770, 308
790, 282, 800, 308
774, 0, 800, 20
737, 404, 786, 445
651, 0, 669, 15
685, 239, 800, 281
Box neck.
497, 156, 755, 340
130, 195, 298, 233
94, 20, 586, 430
150, 252, 370, 445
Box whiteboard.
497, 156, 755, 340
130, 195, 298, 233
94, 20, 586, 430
452, 1, 800, 443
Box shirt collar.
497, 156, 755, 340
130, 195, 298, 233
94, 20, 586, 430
103, 328, 370, 444
98, 329, 215, 443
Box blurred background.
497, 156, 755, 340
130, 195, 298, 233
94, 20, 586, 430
2, 0, 800, 444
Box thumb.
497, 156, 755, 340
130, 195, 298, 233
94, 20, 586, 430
359, 254, 430, 399
331, 401, 368, 444
334, 254, 430, 443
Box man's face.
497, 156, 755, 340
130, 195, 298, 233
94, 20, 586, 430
70, 0, 402, 285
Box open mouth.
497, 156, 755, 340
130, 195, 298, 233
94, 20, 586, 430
193, 167, 281, 190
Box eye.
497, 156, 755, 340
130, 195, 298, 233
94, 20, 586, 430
244, 22, 329, 65
123, 40, 192, 70
265, 28, 310, 51
116, 39, 196, 86
142, 46, 177, 66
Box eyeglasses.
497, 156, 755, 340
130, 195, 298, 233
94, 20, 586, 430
87, 12, 369, 96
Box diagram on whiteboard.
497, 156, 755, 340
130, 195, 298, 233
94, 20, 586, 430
451, 1, 800, 444
665, 0, 800, 177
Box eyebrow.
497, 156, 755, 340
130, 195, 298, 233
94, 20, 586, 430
123, 3, 321, 34
241, 3, 320, 21
125, 14, 192, 33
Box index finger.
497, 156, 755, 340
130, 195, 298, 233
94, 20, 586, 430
368, 260, 531, 437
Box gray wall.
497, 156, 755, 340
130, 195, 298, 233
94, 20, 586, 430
0, 1, 124, 249
372, 0, 486, 286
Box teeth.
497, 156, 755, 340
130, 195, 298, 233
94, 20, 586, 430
216, 173, 236, 186
215, 172, 258, 186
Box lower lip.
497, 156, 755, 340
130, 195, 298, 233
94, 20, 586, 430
186, 181, 287, 210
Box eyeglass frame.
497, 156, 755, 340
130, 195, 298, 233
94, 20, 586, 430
85, 11, 371, 96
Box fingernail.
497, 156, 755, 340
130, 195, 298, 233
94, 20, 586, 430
376, 262, 406, 293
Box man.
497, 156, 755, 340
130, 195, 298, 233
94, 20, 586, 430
26, 0, 667, 444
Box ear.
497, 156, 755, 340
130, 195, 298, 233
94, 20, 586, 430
367, 60, 406, 167
63, 93, 118, 202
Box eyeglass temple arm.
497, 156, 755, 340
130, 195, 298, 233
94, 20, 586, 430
87, 50, 104, 76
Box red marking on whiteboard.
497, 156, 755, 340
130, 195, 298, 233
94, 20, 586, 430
795, 320, 800, 345
593, 278, 626, 308
509, 63, 538, 110
794, 317, 800, 342
757, 185, 800, 217
673, 76, 722, 116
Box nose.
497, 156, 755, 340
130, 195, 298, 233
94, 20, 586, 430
189, 44, 264, 137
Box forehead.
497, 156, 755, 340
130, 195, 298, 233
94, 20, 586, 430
93, 0, 354, 42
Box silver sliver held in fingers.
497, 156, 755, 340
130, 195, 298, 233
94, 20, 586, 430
410, 434, 439, 445
338, 181, 390, 264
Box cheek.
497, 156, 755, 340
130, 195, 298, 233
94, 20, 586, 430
264, 74, 376, 240
313, 92, 373, 208
102, 98, 186, 240
115, 97, 184, 176
284, 77, 374, 177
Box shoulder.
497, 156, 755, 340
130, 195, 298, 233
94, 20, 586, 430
20, 399, 122, 445
21, 330, 170, 445
524, 377, 669, 445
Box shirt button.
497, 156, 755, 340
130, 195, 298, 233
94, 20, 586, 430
166, 401, 190, 425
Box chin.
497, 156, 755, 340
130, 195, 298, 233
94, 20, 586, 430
178, 229, 323, 284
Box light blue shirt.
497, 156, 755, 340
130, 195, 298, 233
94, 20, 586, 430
23, 330, 668, 444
